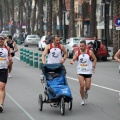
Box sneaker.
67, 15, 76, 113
8, 73, 11, 78
84, 91, 88, 99
0, 104, 3, 112
81, 99, 85, 105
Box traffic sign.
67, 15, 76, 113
114, 16, 120, 26
116, 27, 120, 30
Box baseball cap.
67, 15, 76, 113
0, 35, 5, 40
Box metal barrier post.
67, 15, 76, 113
34, 53, 38, 68
26, 50, 29, 64
29, 51, 33, 66
39, 54, 43, 70
23, 49, 26, 62
20, 48, 23, 61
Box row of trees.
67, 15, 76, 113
0, 0, 97, 38
0, 0, 120, 54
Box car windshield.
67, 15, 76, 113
2, 31, 9, 34
27, 35, 39, 38
73, 38, 80, 43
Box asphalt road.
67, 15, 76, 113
1, 45, 120, 120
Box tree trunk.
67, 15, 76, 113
90, 0, 97, 37
53, 12, 57, 35
58, 0, 63, 36
68, 0, 76, 37
113, 0, 120, 55
47, 0, 52, 33
38, 0, 44, 37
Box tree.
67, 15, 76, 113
90, 0, 97, 37
112, 0, 120, 55
58, 0, 63, 36
68, 0, 76, 37
47, 0, 52, 33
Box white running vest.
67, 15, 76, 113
47, 47, 62, 64
0, 48, 8, 69
77, 52, 93, 74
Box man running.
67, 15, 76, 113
0, 35, 12, 112
42, 35, 67, 64
6, 35, 18, 78
114, 49, 120, 62
70, 40, 97, 105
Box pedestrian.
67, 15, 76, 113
114, 49, 120, 62
0, 35, 12, 112
70, 40, 97, 105
93, 36, 100, 60
6, 35, 18, 78
42, 35, 67, 64
45, 31, 53, 44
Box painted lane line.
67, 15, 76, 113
66, 76, 120, 93
15, 56, 120, 93
6, 92, 36, 120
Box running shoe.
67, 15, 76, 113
84, 91, 88, 99
8, 73, 11, 78
0, 104, 3, 112
81, 100, 85, 105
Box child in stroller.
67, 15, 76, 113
39, 63, 72, 115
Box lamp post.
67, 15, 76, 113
63, 0, 66, 43
101, 0, 110, 48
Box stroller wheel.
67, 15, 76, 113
60, 97, 65, 115
68, 100, 72, 110
38, 94, 43, 111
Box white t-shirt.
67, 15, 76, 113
47, 43, 62, 64
77, 50, 93, 74
0, 47, 8, 69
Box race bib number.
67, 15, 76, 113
10, 48, 13, 53
0, 57, 6, 67
80, 63, 88, 71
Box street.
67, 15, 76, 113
1, 45, 120, 120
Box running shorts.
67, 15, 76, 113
0, 69, 8, 83
78, 74, 92, 78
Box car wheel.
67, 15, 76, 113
67, 50, 72, 58
41, 45, 43, 51
102, 56, 107, 61
24, 45, 28, 47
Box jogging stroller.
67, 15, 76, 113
38, 63, 73, 115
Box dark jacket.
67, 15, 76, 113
45, 35, 53, 44
93, 40, 100, 52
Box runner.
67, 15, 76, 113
114, 49, 120, 62
0, 35, 12, 112
42, 35, 68, 107
42, 35, 67, 64
70, 40, 97, 105
6, 35, 18, 78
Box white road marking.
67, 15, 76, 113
6, 92, 36, 120
66, 76, 120, 93
15, 56, 120, 94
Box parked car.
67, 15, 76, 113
64, 37, 81, 58
13, 33, 25, 44
73, 38, 108, 61
0, 31, 10, 38
38, 36, 47, 51
24, 35, 40, 47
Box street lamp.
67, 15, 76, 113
101, 0, 110, 48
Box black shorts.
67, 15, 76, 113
0, 69, 8, 83
79, 74, 92, 78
